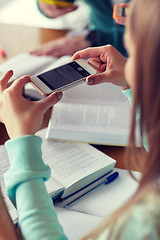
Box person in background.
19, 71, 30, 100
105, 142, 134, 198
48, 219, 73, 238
30, 0, 130, 57
1, 0, 160, 239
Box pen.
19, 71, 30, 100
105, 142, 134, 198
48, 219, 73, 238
56, 171, 119, 208
105, 171, 119, 184
0, 43, 6, 58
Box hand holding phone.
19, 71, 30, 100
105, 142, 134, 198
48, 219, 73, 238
0, 71, 62, 139
31, 59, 97, 96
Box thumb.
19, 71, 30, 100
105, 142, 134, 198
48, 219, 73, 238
86, 71, 111, 86
38, 91, 63, 113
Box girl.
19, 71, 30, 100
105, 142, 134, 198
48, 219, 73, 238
0, 0, 160, 239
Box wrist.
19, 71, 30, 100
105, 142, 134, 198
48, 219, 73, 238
115, 67, 129, 90
6, 127, 34, 140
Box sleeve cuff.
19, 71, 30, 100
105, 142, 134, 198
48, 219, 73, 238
4, 135, 51, 205
122, 88, 133, 105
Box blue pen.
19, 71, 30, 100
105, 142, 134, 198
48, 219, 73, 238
56, 171, 119, 208
105, 171, 119, 184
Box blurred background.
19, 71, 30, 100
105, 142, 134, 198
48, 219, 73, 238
0, 0, 12, 7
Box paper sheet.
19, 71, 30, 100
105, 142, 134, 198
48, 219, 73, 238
67, 168, 140, 218
56, 207, 103, 240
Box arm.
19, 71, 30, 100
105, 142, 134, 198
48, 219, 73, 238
0, 188, 19, 240
0, 71, 67, 240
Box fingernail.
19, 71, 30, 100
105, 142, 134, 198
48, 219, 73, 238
56, 91, 63, 100
87, 78, 94, 85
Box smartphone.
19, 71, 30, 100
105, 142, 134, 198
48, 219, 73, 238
113, 4, 128, 20
31, 59, 97, 96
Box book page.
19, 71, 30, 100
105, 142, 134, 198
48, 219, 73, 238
48, 101, 130, 145
41, 139, 115, 197
47, 83, 132, 145
61, 82, 129, 104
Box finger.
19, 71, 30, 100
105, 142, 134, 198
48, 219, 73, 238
38, 91, 63, 113
88, 58, 106, 72
115, 17, 126, 26
72, 47, 103, 60
0, 70, 13, 92
88, 57, 101, 69
9, 75, 31, 93
86, 72, 111, 86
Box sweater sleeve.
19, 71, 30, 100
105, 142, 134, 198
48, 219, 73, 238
122, 88, 148, 150
4, 135, 68, 240
122, 88, 133, 105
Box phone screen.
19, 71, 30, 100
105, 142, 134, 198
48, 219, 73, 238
37, 61, 91, 91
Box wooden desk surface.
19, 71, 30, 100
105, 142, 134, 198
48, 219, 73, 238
0, 23, 145, 171
0, 23, 68, 64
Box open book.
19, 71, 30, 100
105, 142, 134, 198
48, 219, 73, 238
0, 129, 115, 222
46, 82, 132, 146
42, 138, 116, 201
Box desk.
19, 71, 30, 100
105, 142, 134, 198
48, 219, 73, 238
0, 23, 145, 171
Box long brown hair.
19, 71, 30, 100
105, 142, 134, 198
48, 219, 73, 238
128, 0, 160, 189
82, 0, 160, 239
